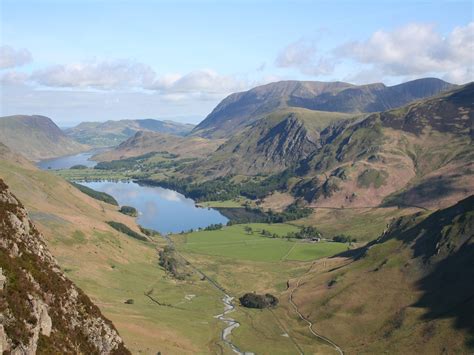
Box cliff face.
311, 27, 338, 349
0, 179, 129, 354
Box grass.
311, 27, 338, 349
197, 199, 246, 208
284, 242, 349, 261
176, 223, 347, 262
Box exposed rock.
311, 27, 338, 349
0, 179, 130, 354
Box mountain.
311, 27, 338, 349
0, 178, 129, 354
284, 195, 474, 353
0, 115, 88, 161
188, 108, 353, 176
94, 130, 224, 161
192, 78, 456, 138
66, 119, 195, 147
291, 83, 473, 209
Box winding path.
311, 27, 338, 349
288, 263, 344, 355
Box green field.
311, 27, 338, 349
176, 223, 348, 262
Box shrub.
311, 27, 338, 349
119, 206, 138, 217
239, 293, 279, 309
106, 221, 148, 241
71, 182, 118, 206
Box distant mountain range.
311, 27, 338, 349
192, 78, 456, 138
0, 115, 88, 161
65, 119, 195, 147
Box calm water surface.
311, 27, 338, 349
81, 181, 228, 234
37, 150, 98, 170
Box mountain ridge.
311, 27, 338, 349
192, 78, 456, 138
0, 115, 88, 161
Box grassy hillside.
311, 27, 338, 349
187, 108, 353, 176
290, 83, 473, 209
0, 115, 88, 161
0, 147, 225, 353
94, 130, 224, 161
280, 195, 474, 354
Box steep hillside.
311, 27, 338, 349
0, 146, 222, 353
291, 83, 473, 209
66, 119, 195, 147
192, 78, 455, 138
0, 115, 88, 161
94, 130, 224, 161
283, 195, 474, 353
0, 179, 129, 354
189, 109, 352, 176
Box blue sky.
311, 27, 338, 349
1, 0, 473, 125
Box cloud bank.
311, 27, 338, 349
276, 22, 474, 83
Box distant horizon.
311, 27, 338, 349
2, 76, 467, 127
1, 0, 472, 125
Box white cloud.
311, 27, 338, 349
31, 59, 156, 90
275, 39, 335, 76
336, 22, 474, 83
0, 45, 32, 69
150, 69, 246, 94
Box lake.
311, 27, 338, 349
37, 150, 99, 170
80, 181, 228, 234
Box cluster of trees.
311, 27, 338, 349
203, 223, 223, 231
71, 182, 118, 206
150, 169, 295, 203
286, 226, 322, 240
139, 226, 160, 237
158, 246, 182, 279
119, 205, 138, 217
260, 229, 279, 238
106, 221, 148, 241
239, 293, 279, 309
333, 234, 357, 243
94, 152, 191, 173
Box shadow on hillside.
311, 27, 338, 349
383, 173, 466, 208
413, 243, 474, 347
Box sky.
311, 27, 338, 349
0, 0, 473, 126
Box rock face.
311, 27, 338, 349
0, 179, 130, 354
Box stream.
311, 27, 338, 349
214, 295, 250, 355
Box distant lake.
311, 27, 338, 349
37, 150, 99, 170
80, 181, 228, 234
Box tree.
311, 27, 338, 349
244, 226, 253, 234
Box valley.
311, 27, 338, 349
1, 78, 473, 354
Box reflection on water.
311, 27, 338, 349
37, 150, 99, 170
81, 181, 228, 234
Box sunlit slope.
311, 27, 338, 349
282, 196, 474, 354
0, 146, 224, 354
0, 115, 88, 160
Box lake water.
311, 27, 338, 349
80, 181, 228, 234
37, 150, 98, 170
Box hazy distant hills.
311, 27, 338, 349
0, 115, 88, 161
94, 130, 224, 161
65, 119, 195, 147
287, 194, 474, 353
192, 78, 456, 138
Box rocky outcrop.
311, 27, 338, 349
0, 179, 130, 354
